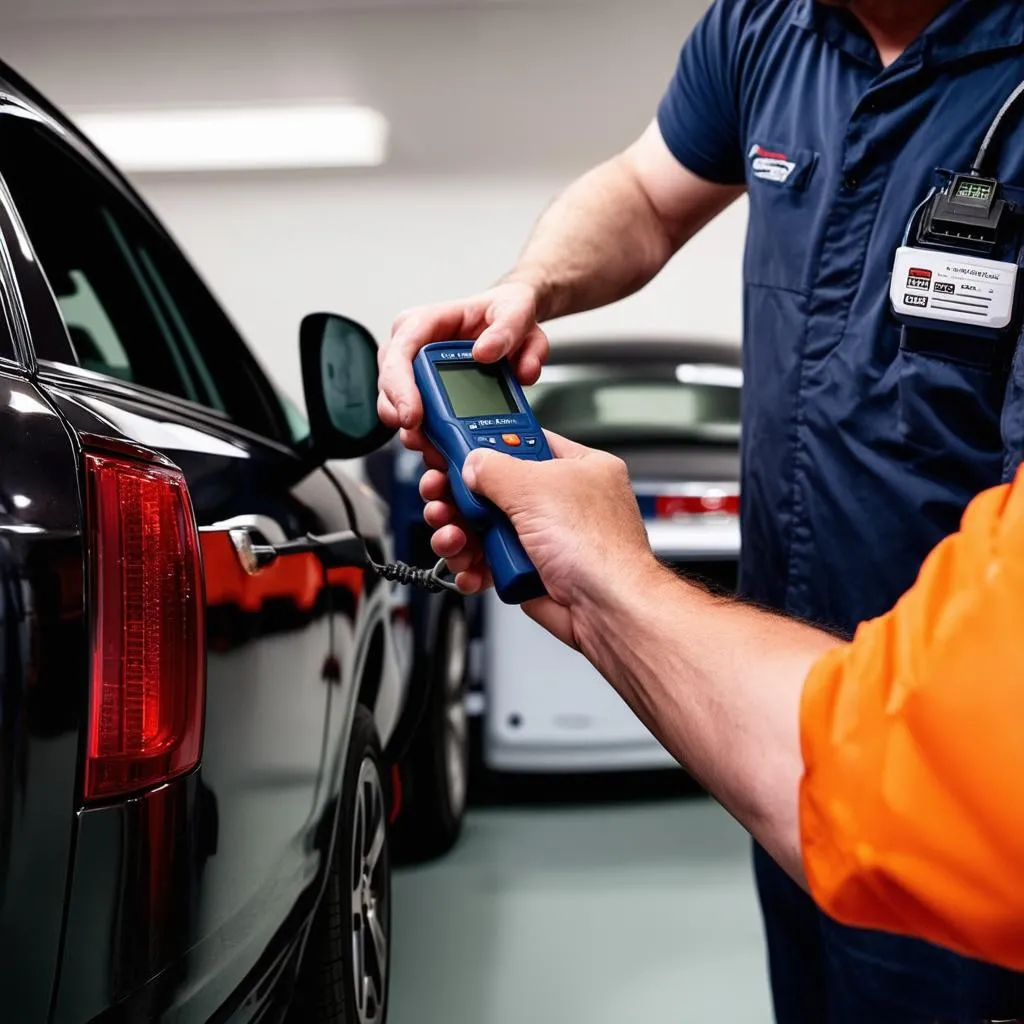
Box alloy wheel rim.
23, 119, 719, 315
443, 608, 469, 819
351, 757, 388, 1024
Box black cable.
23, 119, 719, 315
972, 79, 1024, 176
367, 555, 461, 594
276, 530, 461, 594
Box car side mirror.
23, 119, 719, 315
299, 312, 396, 459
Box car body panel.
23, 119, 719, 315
38, 319, 391, 1024
0, 368, 86, 1022
0, 61, 407, 1023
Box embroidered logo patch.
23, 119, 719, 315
748, 144, 798, 184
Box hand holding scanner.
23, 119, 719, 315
413, 341, 552, 604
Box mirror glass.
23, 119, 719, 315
319, 317, 379, 440
299, 311, 395, 459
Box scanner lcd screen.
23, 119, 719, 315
437, 363, 519, 418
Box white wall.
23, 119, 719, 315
0, 0, 745, 407
137, 172, 747, 405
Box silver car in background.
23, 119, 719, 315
481, 338, 742, 773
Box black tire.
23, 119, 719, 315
291, 706, 391, 1024
391, 597, 470, 863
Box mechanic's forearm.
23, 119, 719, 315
501, 155, 679, 322
576, 563, 843, 883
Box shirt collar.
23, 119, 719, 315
790, 0, 1024, 69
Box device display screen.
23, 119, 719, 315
437, 363, 519, 418
956, 179, 994, 201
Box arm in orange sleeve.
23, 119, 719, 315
800, 471, 1024, 970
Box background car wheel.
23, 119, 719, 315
392, 597, 470, 863
291, 705, 391, 1024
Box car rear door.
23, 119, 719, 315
0, 102, 367, 1020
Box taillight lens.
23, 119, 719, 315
84, 453, 205, 802
655, 493, 741, 518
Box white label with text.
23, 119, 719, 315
890, 246, 1017, 331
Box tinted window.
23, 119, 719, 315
0, 116, 287, 441
527, 364, 742, 443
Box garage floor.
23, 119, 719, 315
390, 782, 774, 1024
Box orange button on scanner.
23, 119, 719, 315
501, 434, 522, 447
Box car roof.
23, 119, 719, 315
0, 59, 68, 130
547, 337, 741, 367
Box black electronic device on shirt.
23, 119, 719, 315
891, 81, 1024, 339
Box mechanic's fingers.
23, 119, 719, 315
509, 325, 550, 385
444, 548, 483, 576
381, 302, 483, 427
401, 429, 447, 470
377, 389, 401, 429
472, 293, 536, 363
430, 523, 470, 560
543, 429, 594, 460
523, 598, 577, 650
460, 450, 530, 516
455, 566, 493, 595
376, 357, 422, 430
460, 434, 598, 517
423, 499, 457, 528
419, 468, 451, 503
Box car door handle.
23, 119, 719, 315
203, 513, 289, 546
210, 525, 371, 576
199, 514, 293, 576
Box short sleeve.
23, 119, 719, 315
656, 0, 746, 185
799, 473, 1024, 970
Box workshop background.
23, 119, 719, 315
0, 1, 765, 1021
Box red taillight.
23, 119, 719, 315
84, 453, 205, 802
655, 493, 741, 519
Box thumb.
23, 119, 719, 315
462, 448, 532, 513
543, 429, 593, 460
473, 297, 534, 361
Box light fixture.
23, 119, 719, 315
72, 104, 390, 173
675, 364, 744, 388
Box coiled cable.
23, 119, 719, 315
367, 555, 461, 594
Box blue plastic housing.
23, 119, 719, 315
413, 341, 552, 604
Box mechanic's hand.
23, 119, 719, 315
419, 431, 660, 648
377, 281, 550, 430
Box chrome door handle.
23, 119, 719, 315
202, 514, 288, 546
199, 514, 290, 576
202, 522, 371, 577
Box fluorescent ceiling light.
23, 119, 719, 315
73, 104, 389, 173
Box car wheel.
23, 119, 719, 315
392, 597, 470, 863
291, 705, 391, 1024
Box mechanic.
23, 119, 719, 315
417, 427, 1024, 982
377, 0, 1024, 1019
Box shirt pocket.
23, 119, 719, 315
895, 336, 1008, 494
743, 143, 821, 294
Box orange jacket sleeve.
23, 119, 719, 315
799, 470, 1024, 971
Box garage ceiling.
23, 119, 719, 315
0, 0, 709, 173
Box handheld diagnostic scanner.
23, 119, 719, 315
413, 341, 553, 605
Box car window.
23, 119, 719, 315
276, 386, 312, 445
527, 368, 742, 443
0, 115, 288, 442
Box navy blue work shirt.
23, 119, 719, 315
658, 0, 1024, 635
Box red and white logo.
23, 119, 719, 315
749, 144, 796, 184
906, 267, 932, 291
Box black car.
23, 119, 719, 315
364, 439, 475, 862
0, 63, 419, 1022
